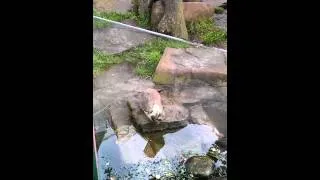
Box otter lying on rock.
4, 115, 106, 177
127, 88, 189, 133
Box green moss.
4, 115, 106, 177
93, 49, 123, 76
93, 9, 137, 29
187, 18, 227, 45
215, 7, 224, 14
93, 38, 189, 77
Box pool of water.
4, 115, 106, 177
97, 124, 218, 180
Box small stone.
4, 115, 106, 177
185, 156, 214, 178
155, 174, 161, 179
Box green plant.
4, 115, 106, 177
187, 18, 227, 45
93, 9, 137, 29
93, 8, 151, 29
93, 49, 123, 76
93, 38, 189, 77
215, 7, 224, 14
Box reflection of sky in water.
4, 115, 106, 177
98, 124, 218, 180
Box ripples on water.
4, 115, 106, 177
97, 124, 218, 180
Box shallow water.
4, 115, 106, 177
97, 124, 218, 180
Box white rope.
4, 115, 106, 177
93, 16, 227, 53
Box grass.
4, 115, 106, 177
93, 8, 151, 29
187, 18, 227, 45
214, 7, 225, 14
93, 38, 189, 77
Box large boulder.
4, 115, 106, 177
153, 47, 227, 86
183, 2, 215, 22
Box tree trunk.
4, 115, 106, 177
138, 0, 153, 15
157, 0, 188, 39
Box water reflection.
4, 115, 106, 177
98, 124, 218, 179
142, 129, 180, 158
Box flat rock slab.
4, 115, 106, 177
153, 47, 227, 85
93, 24, 153, 55
93, 0, 133, 13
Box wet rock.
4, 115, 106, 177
153, 48, 227, 86
202, 101, 227, 137
215, 137, 227, 152
210, 176, 227, 180
190, 104, 211, 124
185, 156, 214, 178
107, 98, 137, 142
183, 2, 215, 22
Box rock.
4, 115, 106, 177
184, 0, 201, 2
151, 0, 165, 29
174, 81, 226, 104
93, 0, 133, 13
205, 0, 227, 8
190, 104, 211, 124
183, 2, 215, 22
107, 98, 137, 142
215, 137, 227, 151
214, 9, 227, 32
93, 23, 153, 55
153, 48, 227, 86
185, 156, 215, 178
190, 104, 225, 138
202, 101, 227, 137
210, 176, 227, 180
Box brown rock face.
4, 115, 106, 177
183, 2, 215, 22
153, 47, 227, 86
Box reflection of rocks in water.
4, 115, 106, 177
98, 124, 218, 179
142, 129, 180, 158
143, 134, 165, 158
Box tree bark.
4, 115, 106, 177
157, 0, 188, 39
